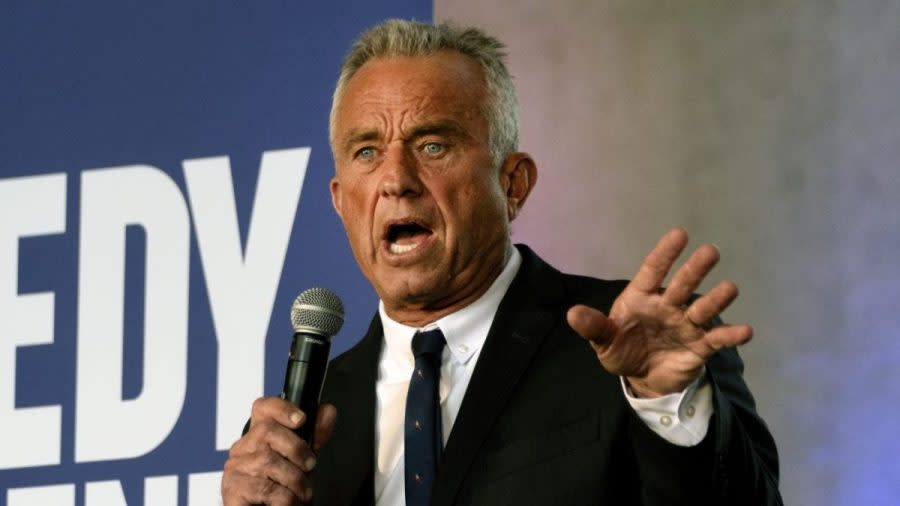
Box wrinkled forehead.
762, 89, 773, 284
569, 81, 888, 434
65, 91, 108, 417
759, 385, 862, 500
333, 52, 489, 141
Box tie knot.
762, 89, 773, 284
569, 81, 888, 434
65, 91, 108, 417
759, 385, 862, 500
412, 329, 446, 358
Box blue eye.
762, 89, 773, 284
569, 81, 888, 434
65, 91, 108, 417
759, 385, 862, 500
423, 142, 445, 155
356, 147, 375, 160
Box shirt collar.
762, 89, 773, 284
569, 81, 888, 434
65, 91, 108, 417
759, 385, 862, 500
379, 246, 523, 367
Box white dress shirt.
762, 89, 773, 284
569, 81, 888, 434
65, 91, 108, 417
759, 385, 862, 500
373, 247, 713, 505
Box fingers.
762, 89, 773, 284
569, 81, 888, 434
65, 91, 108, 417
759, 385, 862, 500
567, 305, 618, 346
223, 439, 312, 505
259, 419, 318, 471
684, 279, 753, 348
244, 397, 319, 472
250, 396, 306, 431
684, 279, 739, 327
703, 324, 753, 350
662, 244, 720, 306
313, 404, 338, 452
222, 396, 318, 505
224, 448, 312, 503
222, 467, 302, 506
630, 228, 689, 293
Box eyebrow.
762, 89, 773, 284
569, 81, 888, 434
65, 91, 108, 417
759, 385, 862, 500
340, 120, 469, 154
341, 129, 381, 154
407, 120, 467, 140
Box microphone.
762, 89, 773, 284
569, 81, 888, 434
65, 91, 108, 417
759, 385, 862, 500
281, 287, 344, 444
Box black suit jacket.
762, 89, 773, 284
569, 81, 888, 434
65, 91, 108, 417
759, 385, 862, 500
312, 245, 782, 505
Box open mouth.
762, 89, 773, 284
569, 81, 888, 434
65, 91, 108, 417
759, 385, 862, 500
385, 221, 433, 254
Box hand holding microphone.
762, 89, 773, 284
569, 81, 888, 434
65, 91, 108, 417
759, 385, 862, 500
222, 288, 343, 506
281, 287, 344, 446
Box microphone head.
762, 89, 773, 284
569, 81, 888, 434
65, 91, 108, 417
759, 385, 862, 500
290, 287, 344, 338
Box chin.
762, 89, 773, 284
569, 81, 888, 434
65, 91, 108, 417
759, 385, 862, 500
379, 276, 444, 307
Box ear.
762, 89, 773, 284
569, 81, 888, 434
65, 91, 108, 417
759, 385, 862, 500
499, 153, 538, 222
330, 177, 344, 219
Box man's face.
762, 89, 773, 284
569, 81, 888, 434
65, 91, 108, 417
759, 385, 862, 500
330, 51, 532, 323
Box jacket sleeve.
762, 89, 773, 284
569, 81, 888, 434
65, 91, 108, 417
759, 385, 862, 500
627, 346, 783, 505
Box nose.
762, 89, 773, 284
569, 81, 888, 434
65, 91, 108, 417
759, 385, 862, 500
379, 144, 422, 198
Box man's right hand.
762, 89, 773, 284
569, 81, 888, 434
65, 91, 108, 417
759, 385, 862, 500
221, 397, 338, 506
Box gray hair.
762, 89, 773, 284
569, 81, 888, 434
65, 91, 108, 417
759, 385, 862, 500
329, 19, 520, 167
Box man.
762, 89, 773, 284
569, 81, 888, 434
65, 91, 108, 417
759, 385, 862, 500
222, 20, 782, 505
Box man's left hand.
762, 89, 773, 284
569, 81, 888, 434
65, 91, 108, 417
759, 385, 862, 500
566, 227, 753, 398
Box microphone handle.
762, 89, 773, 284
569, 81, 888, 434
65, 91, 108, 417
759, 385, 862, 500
281, 332, 331, 445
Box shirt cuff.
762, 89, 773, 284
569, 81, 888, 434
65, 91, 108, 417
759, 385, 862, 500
620, 368, 714, 447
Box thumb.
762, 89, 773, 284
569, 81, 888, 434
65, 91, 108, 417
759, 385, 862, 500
567, 305, 617, 346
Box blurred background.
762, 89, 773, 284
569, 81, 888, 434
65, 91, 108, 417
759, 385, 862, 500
2, 1, 898, 504
436, 1, 900, 504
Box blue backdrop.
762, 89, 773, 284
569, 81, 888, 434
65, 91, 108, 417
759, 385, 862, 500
0, 2, 430, 504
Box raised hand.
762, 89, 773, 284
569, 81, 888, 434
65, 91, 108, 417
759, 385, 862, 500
221, 397, 337, 506
567, 228, 753, 398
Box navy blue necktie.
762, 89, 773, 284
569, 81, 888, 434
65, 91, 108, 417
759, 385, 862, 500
404, 329, 446, 506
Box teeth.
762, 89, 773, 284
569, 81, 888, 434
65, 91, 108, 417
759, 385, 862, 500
389, 242, 417, 254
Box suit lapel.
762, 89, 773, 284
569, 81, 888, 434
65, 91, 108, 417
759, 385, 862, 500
318, 315, 382, 506
432, 246, 566, 506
